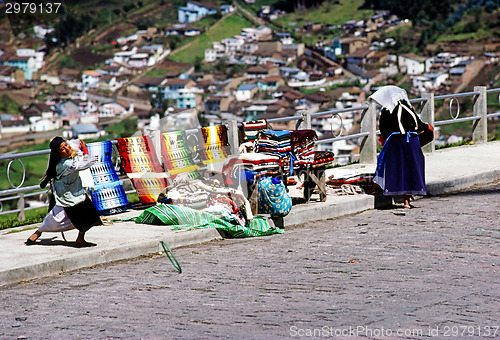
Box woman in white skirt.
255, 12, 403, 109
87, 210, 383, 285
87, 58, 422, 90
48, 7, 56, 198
26, 136, 102, 247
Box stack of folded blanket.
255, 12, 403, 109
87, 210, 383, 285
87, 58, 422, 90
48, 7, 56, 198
221, 153, 282, 186
240, 119, 268, 143
326, 171, 373, 191
307, 151, 335, 168
290, 130, 317, 166
254, 129, 293, 173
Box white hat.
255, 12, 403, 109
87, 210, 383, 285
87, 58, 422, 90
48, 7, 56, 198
368, 85, 409, 112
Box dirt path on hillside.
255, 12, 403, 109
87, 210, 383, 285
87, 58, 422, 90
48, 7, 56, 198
455, 60, 485, 93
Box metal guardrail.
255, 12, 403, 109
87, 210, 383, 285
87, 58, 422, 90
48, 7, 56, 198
1, 86, 499, 220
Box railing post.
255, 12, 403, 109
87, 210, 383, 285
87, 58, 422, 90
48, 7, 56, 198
305, 110, 312, 129
359, 100, 377, 164
473, 86, 487, 144
224, 119, 240, 155
17, 193, 25, 221
421, 92, 435, 153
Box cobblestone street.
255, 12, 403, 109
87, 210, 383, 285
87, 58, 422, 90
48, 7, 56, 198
1, 182, 499, 339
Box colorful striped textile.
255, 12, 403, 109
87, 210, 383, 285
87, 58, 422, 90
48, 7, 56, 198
221, 153, 281, 186
118, 136, 163, 173
240, 119, 268, 142
117, 136, 169, 204
303, 151, 335, 168
160, 131, 200, 181
87, 141, 129, 215
255, 129, 293, 174
290, 130, 317, 165
327, 171, 374, 191
91, 182, 130, 215
254, 129, 292, 157
127, 203, 283, 238
198, 125, 231, 165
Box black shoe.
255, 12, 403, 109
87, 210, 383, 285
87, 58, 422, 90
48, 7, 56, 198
74, 242, 97, 248
25, 239, 36, 246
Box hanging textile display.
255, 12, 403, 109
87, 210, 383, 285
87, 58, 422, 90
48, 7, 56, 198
117, 136, 169, 204
87, 141, 129, 215
197, 125, 231, 165
160, 130, 200, 181
240, 119, 268, 142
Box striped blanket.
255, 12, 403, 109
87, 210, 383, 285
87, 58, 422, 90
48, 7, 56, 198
87, 141, 129, 215
117, 136, 169, 204
128, 204, 283, 238
240, 119, 268, 142
198, 125, 231, 165
160, 131, 200, 181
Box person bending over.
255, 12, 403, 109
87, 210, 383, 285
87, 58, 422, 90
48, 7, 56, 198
26, 136, 102, 247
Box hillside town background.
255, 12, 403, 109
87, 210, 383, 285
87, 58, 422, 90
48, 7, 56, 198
0, 0, 499, 161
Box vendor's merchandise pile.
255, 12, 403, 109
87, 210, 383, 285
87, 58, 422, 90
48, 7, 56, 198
254, 129, 293, 173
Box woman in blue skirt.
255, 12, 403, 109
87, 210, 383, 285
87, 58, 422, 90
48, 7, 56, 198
369, 86, 432, 209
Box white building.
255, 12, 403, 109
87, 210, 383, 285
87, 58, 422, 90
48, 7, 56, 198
99, 101, 133, 118
398, 53, 426, 75
412, 72, 448, 92
33, 25, 54, 39
16, 48, 45, 70
204, 42, 226, 62
234, 84, 257, 102
82, 70, 104, 88
222, 37, 245, 56
128, 53, 154, 68
31, 117, 62, 132
113, 47, 138, 64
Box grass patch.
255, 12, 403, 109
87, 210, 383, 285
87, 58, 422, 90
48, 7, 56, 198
0, 141, 54, 191
105, 117, 139, 139
436, 140, 474, 150
0, 209, 47, 230
169, 12, 252, 64
436, 30, 490, 43
0, 94, 22, 115
281, 0, 372, 27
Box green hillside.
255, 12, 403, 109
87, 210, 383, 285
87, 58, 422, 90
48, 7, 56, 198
169, 12, 253, 64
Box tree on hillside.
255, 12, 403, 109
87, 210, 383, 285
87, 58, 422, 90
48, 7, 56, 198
274, 0, 326, 12
44, 11, 94, 52
360, 0, 453, 23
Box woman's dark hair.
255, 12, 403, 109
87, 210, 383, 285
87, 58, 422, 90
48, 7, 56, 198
40, 136, 65, 189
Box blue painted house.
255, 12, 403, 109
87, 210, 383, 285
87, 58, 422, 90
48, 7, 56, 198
0, 56, 35, 80
162, 78, 196, 101
257, 76, 283, 91
178, 1, 218, 23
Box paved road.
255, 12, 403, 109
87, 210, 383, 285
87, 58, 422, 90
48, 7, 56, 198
1, 182, 499, 339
